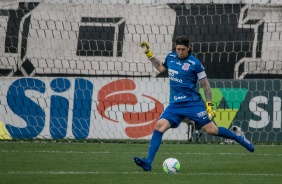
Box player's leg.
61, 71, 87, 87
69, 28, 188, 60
133, 118, 170, 171
185, 101, 254, 152
134, 103, 184, 171
147, 119, 170, 163
202, 122, 254, 152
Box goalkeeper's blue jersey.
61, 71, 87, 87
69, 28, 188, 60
162, 52, 207, 104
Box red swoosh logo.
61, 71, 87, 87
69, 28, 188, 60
124, 95, 163, 138
97, 79, 137, 122
97, 79, 163, 138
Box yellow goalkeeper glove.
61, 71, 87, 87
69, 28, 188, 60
139, 41, 154, 59
206, 101, 216, 120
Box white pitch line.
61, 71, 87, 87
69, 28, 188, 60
0, 171, 281, 177
1, 149, 282, 156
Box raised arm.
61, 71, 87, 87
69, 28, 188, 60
139, 41, 166, 73
148, 57, 166, 73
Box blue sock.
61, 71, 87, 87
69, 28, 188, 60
147, 130, 163, 164
217, 127, 242, 144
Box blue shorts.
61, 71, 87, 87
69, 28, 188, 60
159, 100, 211, 128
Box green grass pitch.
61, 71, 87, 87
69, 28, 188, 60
0, 142, 281, 184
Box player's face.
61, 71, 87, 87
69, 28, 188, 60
176, 45, 189, 59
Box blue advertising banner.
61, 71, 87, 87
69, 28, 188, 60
0, 77, 281, 142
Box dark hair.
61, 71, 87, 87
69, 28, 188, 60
171, 35, 192, 54
175, 35, 189, 46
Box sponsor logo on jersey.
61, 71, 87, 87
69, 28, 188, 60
174, 95, 187, 100
168, 69, 182, 83
197, 111, 207, 118
168, 69, 178, 76
169, 76, 183, 83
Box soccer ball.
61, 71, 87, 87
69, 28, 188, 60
162, 158, 180, 174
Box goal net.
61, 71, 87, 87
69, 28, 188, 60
0, 0, 281, 142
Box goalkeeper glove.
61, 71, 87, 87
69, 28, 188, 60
206, 101, 216, 120
139, 41, 154, 59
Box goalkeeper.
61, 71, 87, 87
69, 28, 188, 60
134, 36, 254, 171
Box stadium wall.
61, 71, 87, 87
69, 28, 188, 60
1, 0, 282, 78
0, 0, 281, 142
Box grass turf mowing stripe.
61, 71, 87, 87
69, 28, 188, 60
1, 171, 282, 177
1, 149, 282, 156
